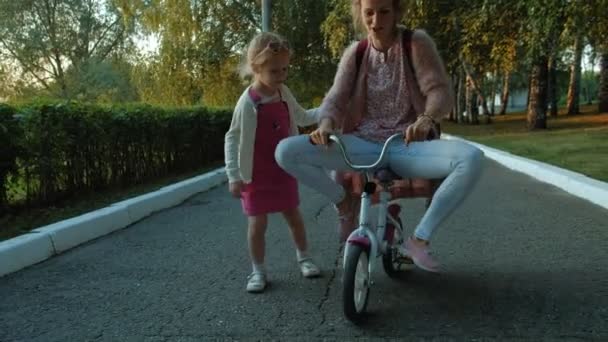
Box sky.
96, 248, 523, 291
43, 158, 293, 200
135, 34, 160, 56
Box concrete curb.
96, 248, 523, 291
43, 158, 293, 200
0, 167, 227, 277
443, 134, 608, 210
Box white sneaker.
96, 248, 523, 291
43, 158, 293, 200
246, 272, 267, 293
299, 258, 321, 278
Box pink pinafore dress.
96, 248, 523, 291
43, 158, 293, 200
240, 88, 299, 216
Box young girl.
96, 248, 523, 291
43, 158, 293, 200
224, 32, 321, 293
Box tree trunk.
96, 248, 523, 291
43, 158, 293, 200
461, 61, 488, 117
482, 95, 492, 124
465, 77, 472, 124
526, 72, 532, 109
548, 56, 559, 117
477, 76, 490, 116
527, 57, 549, 130
457, 67, 466, 123
480, 95, 490, 116
584, 85, 591, 105
490, 71, 497, 116
499, 72, 510, 115
599, 53, 608, 113
449, 73, 458, 121
466, 76, 479, 124
566, 35, 583, 115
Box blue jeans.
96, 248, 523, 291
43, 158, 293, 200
275, 134, 484, 240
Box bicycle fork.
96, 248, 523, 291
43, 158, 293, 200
343, 184, 393, 285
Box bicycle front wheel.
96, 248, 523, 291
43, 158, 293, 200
343, 244, 370, 323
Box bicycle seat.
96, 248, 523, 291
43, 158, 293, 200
374, 168, 402, 183
340, 170, 441, 202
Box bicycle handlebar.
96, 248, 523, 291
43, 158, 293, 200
328, 133, 403, 172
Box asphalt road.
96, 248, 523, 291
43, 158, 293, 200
1, 159, 607, 341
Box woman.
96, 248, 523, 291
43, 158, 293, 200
275, 0, 483, 272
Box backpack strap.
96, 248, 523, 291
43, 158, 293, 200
353, 39, 368, 84
402, 29, 415, 79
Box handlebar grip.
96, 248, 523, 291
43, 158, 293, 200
308, 134, 334, 146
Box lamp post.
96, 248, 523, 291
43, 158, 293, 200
262, 0, 271, 32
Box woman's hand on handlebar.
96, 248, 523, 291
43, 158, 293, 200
309, 118, 335, 145
405, 115, 434, 145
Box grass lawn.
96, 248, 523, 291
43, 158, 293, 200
442, 104, 608, 183
0, 163, 223, 241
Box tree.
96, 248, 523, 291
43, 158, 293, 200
565, 34, 584, 115
273, 0, 334, 106
498, 73, 511, 115
122, 0, 334, 107
320, 0, 353, 60
567, 33, 584, 115
586, 0, 608, 112
562, 2, 595, 115
120, 0, 247, 105
600, 54, 608, 112
65, 57, 139, 103
0, 0, 132, 99
449, 0, 521, 120
547, 56, 559, 117
518, 0, 567, 130
0, 62, 18, 100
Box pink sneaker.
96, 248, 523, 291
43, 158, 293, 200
404, 237, 440, 273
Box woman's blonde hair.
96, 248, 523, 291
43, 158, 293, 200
351, 0, 404, 34
239, 31, 291, 79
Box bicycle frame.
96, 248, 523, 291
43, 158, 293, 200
329, 133, 405, 285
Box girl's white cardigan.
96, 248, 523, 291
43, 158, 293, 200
224, 84, 318, 183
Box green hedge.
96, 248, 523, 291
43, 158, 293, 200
0, 101, 231, 213
0, 104, 22, 210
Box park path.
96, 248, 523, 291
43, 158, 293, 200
1, 158, 607, 341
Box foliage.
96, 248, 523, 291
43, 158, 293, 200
320, 0, 353, 60
201, 55, 245, 107
0, 0, 134, 99
0, 104, 21, 211
1, 0, 608, 117
457, 1, 521, 76
116, 0, 259, 106
1, 100, 231, 210
273, 0, 335, 106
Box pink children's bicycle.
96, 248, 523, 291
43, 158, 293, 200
328, 133, 441, 324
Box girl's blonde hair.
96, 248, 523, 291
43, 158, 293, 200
239, 32, 291, 79
351, 0, 404, 34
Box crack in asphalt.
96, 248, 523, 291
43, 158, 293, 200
314, 203, 343, 326
314, 202, 329, 222
317, 243, 343, 327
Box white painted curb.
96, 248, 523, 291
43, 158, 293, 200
0, 232, 55, 277
32, 205, 132, 254
0, 167, 227, 277
443, 134, 608, 210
